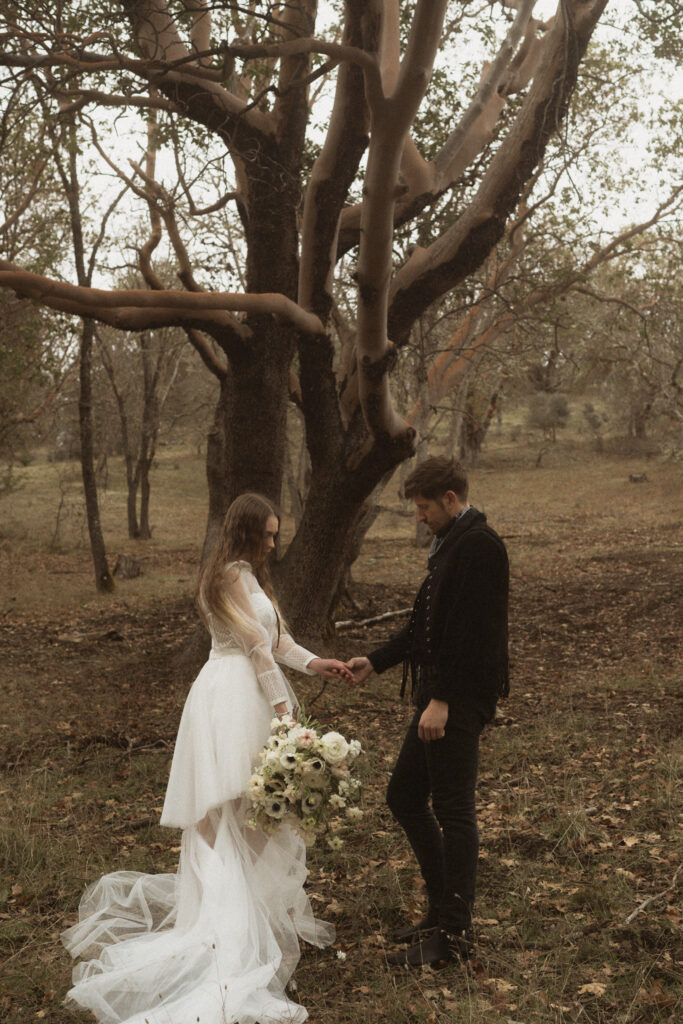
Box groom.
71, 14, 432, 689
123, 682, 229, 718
347, 456, 509, 967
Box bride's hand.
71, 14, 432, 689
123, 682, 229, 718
308, 658, 354, 682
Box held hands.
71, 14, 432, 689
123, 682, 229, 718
418, 699, 449, 742
306, 655, 374, 686
344, 657, 373, 686
308, 658, 354, 683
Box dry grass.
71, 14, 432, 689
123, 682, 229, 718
1, 444, 681, 1023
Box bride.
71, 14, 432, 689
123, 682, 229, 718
62, 492, 352, 1024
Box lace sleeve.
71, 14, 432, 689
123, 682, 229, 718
222, 565, 290, 707
274, 632, 318, 675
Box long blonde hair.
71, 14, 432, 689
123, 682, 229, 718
198, 492, 279, 632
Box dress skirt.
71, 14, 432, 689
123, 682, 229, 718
61, 649, 333, 1024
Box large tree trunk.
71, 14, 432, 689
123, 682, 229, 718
79, 319, 114, 592
277, 425, 414, 637
201, 326, 293, 562
276, 471, 366, 640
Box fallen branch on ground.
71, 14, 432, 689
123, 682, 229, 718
625, 863, 681, 924
335, 607, 412, 631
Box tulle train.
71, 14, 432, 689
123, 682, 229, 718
62, 798, 334, 1024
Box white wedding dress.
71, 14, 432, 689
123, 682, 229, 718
62, 562, 334, 1024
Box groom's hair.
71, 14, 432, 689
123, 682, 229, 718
403, 456, 468, 502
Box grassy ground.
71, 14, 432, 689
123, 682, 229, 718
1, 446, 681, 1023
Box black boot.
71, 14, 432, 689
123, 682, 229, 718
386, 927, 473, 967
389, 906, 439, 943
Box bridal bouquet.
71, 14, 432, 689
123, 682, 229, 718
246, 713, 363, 848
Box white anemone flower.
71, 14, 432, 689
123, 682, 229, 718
302, 791, 323, 812
279, 750, 299, 770
345, 806, 364, 821
264, 793, 288, 819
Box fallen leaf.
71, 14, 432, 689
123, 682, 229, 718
578, 982, 607, 996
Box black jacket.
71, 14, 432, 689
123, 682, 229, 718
368, 509, 509, 723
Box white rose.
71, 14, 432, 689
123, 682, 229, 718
247, 774, 266, 802
265, 750, 282, 770
348, 739, 362, 759
319, 732, 350, 765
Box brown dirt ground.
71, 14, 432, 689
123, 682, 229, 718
1, 455, 681, 1023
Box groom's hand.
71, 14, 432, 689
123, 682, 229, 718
418, 699, 449, 742
345, 656, 373, 685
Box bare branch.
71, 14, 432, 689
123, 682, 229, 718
181, 0, 212, 65
626, 864, 681, 925
387, 0, 610, 344
355, 0, 448, 439
0, 156, 48, 235
298, 0, 372, 316
434, 0, 539, 190
184, 327, 228, 379
219, 36, 378, 74
54, 88, 180, 115
173, 143, 239, 216
0, 264, 324, 335
5, 363, 77, 425
138, 103, 165, 291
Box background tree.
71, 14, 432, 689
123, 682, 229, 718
0, 97, 74, 492
0, 0, 623, 633
96, 322, 188, 538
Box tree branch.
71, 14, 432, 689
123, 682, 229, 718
0, 156, 48, 235
355, 0, 448, 440
184, 326, 228, 379
6, 363, 78, 425
433, 0, 539, 189
298, 0, 372, 317
387, 0, 610, 345
0, 264, 324, 334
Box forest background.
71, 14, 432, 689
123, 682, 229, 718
0, 1, 681, 1022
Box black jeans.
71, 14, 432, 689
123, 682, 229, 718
386, 704, 483, 934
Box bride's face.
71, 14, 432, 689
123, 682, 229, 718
262, 514, 279, 557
